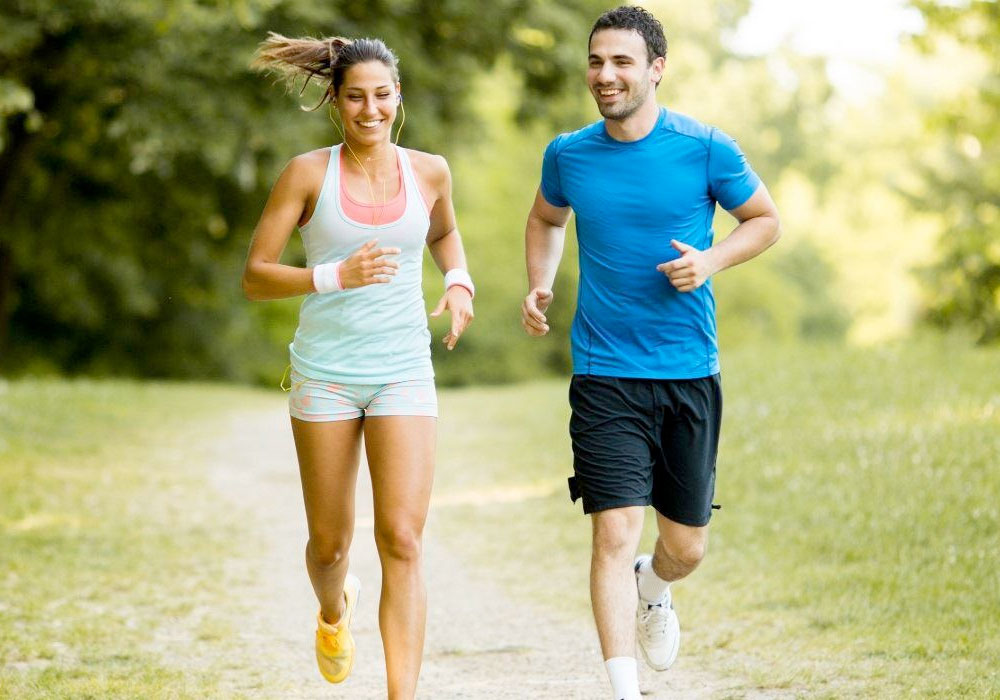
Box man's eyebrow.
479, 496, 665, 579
587, 53, 636, 61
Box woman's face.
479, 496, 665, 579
334, 61, 400, 147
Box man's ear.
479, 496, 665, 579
651, 55, 666, 87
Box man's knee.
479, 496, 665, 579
656, 532, 707, 570
592, 509, 643, 560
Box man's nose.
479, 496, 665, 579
596, 61, 616, 84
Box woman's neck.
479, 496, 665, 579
341, 135, 394, 164
340, 139, 398, 193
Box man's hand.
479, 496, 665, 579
430, 286, 474, 350
521, 287, 553, 336
656, 239, 716, 292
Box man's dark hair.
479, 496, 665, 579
589, 6, 667, 64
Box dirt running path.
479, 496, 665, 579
202, 404, 768, 699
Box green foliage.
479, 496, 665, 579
715, 227, 848, 348
0, 0, 854, 383
0, 0, 604, 380
771, 238, 851, 340
434, 2, 851, 383
911, 1, 1000, 342
426, 62, 581, 386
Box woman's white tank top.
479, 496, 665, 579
290, 144, 433, 383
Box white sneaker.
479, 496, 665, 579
634, 556, 680, 671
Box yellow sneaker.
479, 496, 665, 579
315, 573, 361, 683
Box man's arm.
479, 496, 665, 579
657, 183, 781, 292
522, 188, 572, 336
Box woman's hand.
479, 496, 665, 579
339, 239, 401, 289
430, 286, 474, 350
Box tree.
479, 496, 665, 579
2, 0, 854, 383
0, 0, 604, 378
911, 0, 1000, 342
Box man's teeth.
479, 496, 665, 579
599, 89, 622, 96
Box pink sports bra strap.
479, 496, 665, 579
339, 149, 433, 226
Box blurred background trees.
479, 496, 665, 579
910, 0, 999, 343
0, 0, 995, 384
0, 0, 605, 381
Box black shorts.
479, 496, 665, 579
567, 374, 722, 526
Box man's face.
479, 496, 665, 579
587, 28, 663, 121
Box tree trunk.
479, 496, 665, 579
0, 242, 10, 361
0, 114, 28, 365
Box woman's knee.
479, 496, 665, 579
306, 534, 351, 568
374, 522, 423, 563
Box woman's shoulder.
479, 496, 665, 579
286, 147, 333, 180
266, 148, 331, 201
403, 148, 449, 188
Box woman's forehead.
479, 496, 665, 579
341, 61, 396, 88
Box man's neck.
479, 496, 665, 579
604, 98, 661, 143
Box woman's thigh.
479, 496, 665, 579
363, 416, 436, 535
291, 416, 364, 541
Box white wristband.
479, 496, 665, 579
312, 260, 344, 294
444, 268, 474, 298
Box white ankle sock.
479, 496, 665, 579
636, 556, 670, 604
605, 656, 641, 700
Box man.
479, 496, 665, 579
520, 6, 780, 700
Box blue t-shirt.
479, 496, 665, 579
541, 107, 760, 379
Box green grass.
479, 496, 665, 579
2, 336, 998, 697
432, 335, 1000, 697
0, 379, 274, 699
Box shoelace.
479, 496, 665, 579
319, 629, 341, 652
638, 603, 672, 637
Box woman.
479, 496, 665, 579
243, 33, 474, 698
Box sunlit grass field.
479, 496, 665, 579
0, 381, 275, 699
1, 336, 997, 697
432, 336, 1000, 698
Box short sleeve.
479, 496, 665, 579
540, 137, 569, 208
708, 128, 761, 211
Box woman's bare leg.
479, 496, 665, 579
363, 416, 436, 700
291, 416, 363, 622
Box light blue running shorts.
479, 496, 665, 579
288, 370, 437, 422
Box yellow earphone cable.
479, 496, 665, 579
329, 104, 383, 225
327, 91, 405, 226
